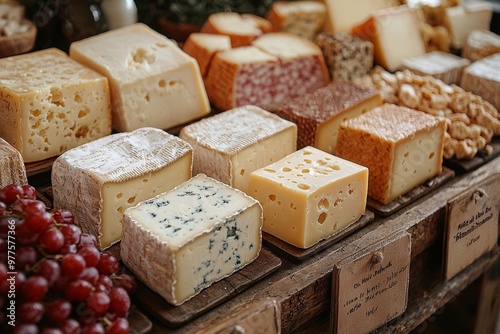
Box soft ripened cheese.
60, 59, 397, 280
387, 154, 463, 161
266, 1, 327, 40
0, 138, 27, 188
314, 32, 374, 81
401, 51, 470, 85
0, 48, 112, 163
276, 81, 382, 154
444, 2, 492, 49
182, 33, 232, 77
248, 146, 368, 249
353, 5, 426, 72
200, 12, 272, 47
204, 33, 329, 111
460, 54, 500, 111
321, 0, 398, 33
52, 127, 193, 249
120, 174, 263, 306
335, 104, 446, 205
179, 105, 297, 193
69, 23, 210, 132
462, 29, 500, 62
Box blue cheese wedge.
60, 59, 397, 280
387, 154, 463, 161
52, 127, 193, 249
120, 174, 263, 306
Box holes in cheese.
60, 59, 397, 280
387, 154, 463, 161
248, 146, 368, 249
52, 127, 193, 250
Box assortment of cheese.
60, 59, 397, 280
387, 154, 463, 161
1, 0, 500, 308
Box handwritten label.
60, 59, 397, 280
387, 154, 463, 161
444, 176, 499, 280
331, 231, 411, 334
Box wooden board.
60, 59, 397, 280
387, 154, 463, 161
444, 137, 500, 174
129, 305, 154, 334
262, 210, 375, 263
132, 248, 281, 328
368, 167, 455, 217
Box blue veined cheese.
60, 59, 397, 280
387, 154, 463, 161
179, 105, 297, 194
69, 23, 210, 132
52, 127, 193, 249
0, 138, 27, 188
120, 174, 263, 306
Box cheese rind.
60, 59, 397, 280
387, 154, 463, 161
462, 29, 500, 62
276, 81, 382, 154
248, 146, 368, 249
0, 137, 27, 187
69, 23, 210, 132
52, 127, 193, 249
182, 33, 232, 77
444, 2, 493, 49
401, 51, 470, 85
179, 105, 297, 193
335, 104, 446, 205
120, 174, 263, 306
353, 5, 426, 72
0, 48, 112, 163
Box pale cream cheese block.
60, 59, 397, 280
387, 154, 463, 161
0, 48, 112, 163
179, 105, 297, 194
0, 137, 27, 188
335, 104, 446, 205
51, 127, 193, 249
353, 5, 426, 72
444, 2, 493, 49
248, 146, 368, 249
401, 50, 470, 85
69, 23, 210, 132
460, 53, 500, 112
120, 173, 263, 306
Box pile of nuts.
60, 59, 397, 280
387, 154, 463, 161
0, 0, 30, 37
356, 67, 500, 160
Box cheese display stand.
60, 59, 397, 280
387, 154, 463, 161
2, 1, 500, 334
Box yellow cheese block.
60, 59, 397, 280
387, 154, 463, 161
0, 48, 112, 163
248, 146, 368, 249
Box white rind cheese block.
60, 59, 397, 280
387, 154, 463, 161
445, 2, 493, 50
52, 127, 193, 249
179, 105, 297, 193
182, 33, 232, 77
401, 51, 470, 85
69, 23, 210, 132
120, 173, 263, 306
335, 104, 446, 205
0, 138, 27, 188
205, 33, 329, 111
0, 48, 112, 163
321, 0, 398, 33
462, 29, 500, 62
248, 146, 368, 249
353, 5, 426, 72
460, 54, 500, 112
266, 1, 327, 40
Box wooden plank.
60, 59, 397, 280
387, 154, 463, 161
444, 137, 500, 174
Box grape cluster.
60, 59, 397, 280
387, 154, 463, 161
0, 184, 136, 334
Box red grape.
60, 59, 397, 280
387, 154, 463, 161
81, 323, 105, 334
39, 228, 65, 253
58, 318, 80, 334
65, 279, 93, 302
96, 252, 118, 276
50, 208, 74, 225
24, 211, 54, 233
17, 301, 44, 324
78, 246, 100, 268
22, 276, 49, 302
112, 273, 136, 295
45, 298, 72, 324
107, 318, 129, 334
59, 224, 81, 245
80, 267, 99, 285
61, 253, 86, 278
16, 246, 39, 270
22, 184, 37, 199
0, 201, 7, 215
37, 259, 61, 286
94, 275, 113, 293
77, 233, 97, 249
0, 184, 24, 204
12, 324, 39, 334
41, 328, 63, 334
86, 291, 110, 316
108, 287, 130, 317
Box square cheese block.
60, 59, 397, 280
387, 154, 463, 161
266, 1, 327, 40
248, 146, 368, 249
335, 104, 446, 205
314, 32, 374, 81
204, 33, 329, 112
0, 48, 112, 163
120, 173, 263, 306
401, 51, 470, 85
444, 2, 492, 49
321, 0, 398, 33
462, 29, 500, 62
353, 5, 426, 72
276, 81, 382, 154
200, 12, 272, 47
69, 23, 210, 132
52, 127, 193, 249
179, 105, 297, 193
182, 33, 232, 77
0, 138, 27, 188
460, 54, 500, 112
